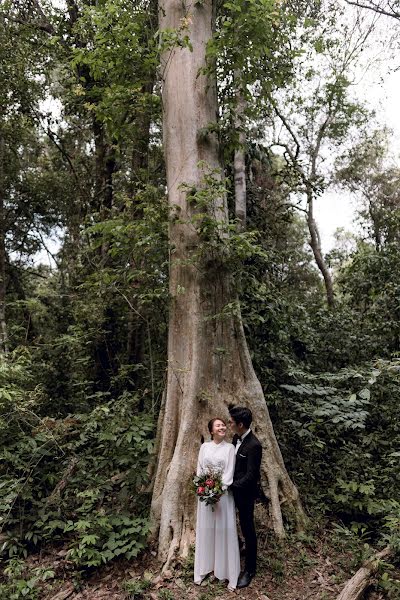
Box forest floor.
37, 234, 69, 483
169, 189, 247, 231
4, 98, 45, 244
10, 520, 397, 600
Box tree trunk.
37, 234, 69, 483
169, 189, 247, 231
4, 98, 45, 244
0, 131, 8, 354
234, 77, 247, 231
151, 0, 306, 569
93, 117, 115, 215
307, 188, 335, 308
126, 76, 156, 372
336, 546, 392, 600
234, 142, 246, 229
130, 80, 154, 192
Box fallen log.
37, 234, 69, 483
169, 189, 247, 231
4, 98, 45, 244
336, 546, 393, 600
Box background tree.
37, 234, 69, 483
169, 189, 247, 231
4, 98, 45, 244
0, 7, 55, 353
254, 5, 376, 307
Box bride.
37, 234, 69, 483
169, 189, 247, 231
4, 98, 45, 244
194, 418, 240, 591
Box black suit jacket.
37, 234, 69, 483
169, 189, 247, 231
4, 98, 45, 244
231, 430, 262, 503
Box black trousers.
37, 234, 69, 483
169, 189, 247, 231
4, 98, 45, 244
237, 498, 257, 574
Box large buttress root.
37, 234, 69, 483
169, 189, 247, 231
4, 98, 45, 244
150, 300, 306, 569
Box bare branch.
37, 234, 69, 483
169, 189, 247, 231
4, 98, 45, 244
270, 99, 301, 161
345, 0, 400, 20
1, 0, 57, 34
35, 114, 92, 204
0, 11, 55, 34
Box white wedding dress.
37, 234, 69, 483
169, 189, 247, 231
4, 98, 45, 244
194, 440, 240, 590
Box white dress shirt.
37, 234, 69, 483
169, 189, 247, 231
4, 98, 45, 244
235, 427, 251, 454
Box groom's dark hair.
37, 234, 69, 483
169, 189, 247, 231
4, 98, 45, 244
229, 406, 252, 429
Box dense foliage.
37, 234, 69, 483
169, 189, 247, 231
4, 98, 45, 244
0, 0, 399, 596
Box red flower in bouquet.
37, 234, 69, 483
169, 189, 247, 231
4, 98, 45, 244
192, 468, 224, 510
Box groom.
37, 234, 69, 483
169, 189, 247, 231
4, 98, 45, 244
229, 406, 262, 589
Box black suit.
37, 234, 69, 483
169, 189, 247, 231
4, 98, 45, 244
231, 431, 262, 575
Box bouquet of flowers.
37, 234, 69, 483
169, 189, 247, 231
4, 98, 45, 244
192, 468, 224, 510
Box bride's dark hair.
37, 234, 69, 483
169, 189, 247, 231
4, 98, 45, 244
208, 417, 226, 440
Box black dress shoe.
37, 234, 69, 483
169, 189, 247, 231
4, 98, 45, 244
237, 571, 255, 588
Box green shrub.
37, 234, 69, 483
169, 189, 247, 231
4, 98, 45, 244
122, 576, 152, 599
280, 359, 400, 538
0, 356, 154, 567
0, 559, 55, 600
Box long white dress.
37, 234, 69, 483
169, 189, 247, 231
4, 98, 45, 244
194, 440, 240, 589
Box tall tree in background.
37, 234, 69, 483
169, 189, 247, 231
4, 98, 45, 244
0, 8, 51, 353
0, 130, 6, 354
335, 129, 400, 249
262, 5, 376, 307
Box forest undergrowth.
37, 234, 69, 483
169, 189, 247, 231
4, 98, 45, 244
2, 523, 399, 600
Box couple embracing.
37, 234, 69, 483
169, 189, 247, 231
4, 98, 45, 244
194, 406, 262, 591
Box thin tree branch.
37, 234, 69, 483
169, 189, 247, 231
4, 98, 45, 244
35, 116, 92, 204
345, 0, 400, 19
270, 100, 301, 160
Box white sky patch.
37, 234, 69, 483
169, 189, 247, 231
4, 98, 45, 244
315, 190, 360, 251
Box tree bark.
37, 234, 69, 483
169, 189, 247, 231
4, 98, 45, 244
234, 77, 247, 231
151, 0, 306, 569
0, 130, 8, 354
336, 546, 392, 600
234, 143, 246, 229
